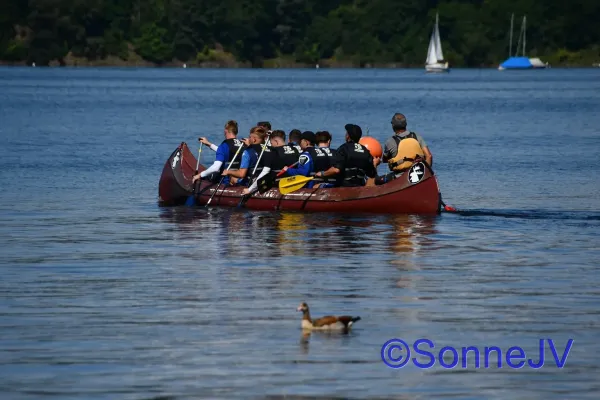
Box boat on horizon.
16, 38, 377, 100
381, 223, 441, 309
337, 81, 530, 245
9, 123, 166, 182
498, 14, 549, 70
425, 13, 450, 73
158, 142, 444, 215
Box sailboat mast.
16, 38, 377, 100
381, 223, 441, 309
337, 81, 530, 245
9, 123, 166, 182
509, 13, 514, 57
523, 16, 526, 56
515, 15, 523, 57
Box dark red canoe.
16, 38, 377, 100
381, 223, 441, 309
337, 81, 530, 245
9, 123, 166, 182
158, 142, 443, 214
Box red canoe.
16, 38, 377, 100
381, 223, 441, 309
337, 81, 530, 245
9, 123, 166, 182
158, 142, 443, 214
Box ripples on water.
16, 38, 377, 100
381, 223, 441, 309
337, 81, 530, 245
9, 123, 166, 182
1, 68, 599, 399
2, 206, 599, 399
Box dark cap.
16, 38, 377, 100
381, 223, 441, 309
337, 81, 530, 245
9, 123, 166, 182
300, 131, 316, 145
391, 113, 407, 129
345, 124, 362, 142
257, 121, 272, 130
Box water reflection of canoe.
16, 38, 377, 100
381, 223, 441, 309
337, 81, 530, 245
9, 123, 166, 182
158, 142, 443, 215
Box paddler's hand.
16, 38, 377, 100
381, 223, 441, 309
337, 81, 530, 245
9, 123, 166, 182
192, 173, 201, 182
198, 137, 211, 146
282, 166, 289, 173
241, 188, 251, 195
221, 170, 231, 176
241, 138, 250, 146
373, 157, 381, 167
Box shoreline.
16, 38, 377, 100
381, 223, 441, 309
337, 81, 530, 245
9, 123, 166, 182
1, 62, 598, 69
1, 57, 598, 69
2, 55, 598, 69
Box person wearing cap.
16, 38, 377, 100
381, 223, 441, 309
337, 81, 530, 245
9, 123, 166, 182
257, 121, 272, 134
280, 131, 320, 188
382, 113, 432, 172
318, 124, 379, 187
222, 126, 271, 186
194, 120, 244, 185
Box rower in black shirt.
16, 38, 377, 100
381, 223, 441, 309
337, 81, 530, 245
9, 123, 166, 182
317, 124, 380, 187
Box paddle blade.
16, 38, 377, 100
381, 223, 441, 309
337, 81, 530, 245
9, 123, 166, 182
185, 179, 199, 206
257, 172, 276, 194
278, 175, 314, 195
184, 195, 196, 206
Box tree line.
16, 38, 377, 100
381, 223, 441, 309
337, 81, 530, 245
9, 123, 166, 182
1, 0, 599, 67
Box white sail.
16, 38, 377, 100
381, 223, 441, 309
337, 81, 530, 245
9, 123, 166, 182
426, 31, 437, 65
434, 13, 444, 61
425, 12, 449, 72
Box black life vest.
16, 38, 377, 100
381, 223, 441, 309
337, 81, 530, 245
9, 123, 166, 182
270, 145, 300, 175
219, 138, 244, 173
337, 142, 374, 187
306, 147, 335, 184
289, 143, 302, 153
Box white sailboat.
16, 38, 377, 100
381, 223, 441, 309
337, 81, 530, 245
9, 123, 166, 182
425, 12, 449, 73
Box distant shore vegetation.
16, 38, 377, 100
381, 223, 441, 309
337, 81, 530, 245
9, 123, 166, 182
1, 0, 599, 68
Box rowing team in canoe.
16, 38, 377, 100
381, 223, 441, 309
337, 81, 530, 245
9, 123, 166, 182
192, 113, 434, 195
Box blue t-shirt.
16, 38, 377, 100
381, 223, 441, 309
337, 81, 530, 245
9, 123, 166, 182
240, 150, 251, 169
234, 149, 258, 186
215, 142, 230, 163
213, 142, 231, 184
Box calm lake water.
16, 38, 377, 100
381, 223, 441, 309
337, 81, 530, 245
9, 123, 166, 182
1, 67, 599, 399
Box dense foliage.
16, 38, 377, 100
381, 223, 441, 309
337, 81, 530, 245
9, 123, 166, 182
1, 0, 599, 67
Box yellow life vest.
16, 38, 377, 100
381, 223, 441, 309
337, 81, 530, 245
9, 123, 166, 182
388, 133, 425, 172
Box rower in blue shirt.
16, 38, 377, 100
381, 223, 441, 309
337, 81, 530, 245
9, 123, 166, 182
281, 131, 317, 189
193, 120, 243, 186
222, 126, 270, 186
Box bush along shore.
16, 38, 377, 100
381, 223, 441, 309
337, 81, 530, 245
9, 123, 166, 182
2, 47, 599, 69
1, 0, 599, 68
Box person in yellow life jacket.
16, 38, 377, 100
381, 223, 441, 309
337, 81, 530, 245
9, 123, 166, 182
383, 113, 432, 169
376, 113, 433, 185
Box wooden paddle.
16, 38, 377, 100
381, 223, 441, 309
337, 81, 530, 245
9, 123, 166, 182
185, 143, 203, 206
278, 175, 315, 195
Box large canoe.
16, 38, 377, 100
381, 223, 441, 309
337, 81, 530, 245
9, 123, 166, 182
158, 142, 443, 214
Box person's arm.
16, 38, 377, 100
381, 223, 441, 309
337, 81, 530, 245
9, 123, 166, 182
199, 160, 223, 178
381, 138, 395, 163
222, 150, 249, 179
285, 161, 311, 177
423, 146, 433, 167
319, 166, 339, 177
193, 143, 229, 181
225, 168, 248, 179
365, 154, 378, 178
243, 167, 271, 194
199, 137, 219, 152
285, 154, 312, 176
319, 145, 347, 177
415, 134, 432, 167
